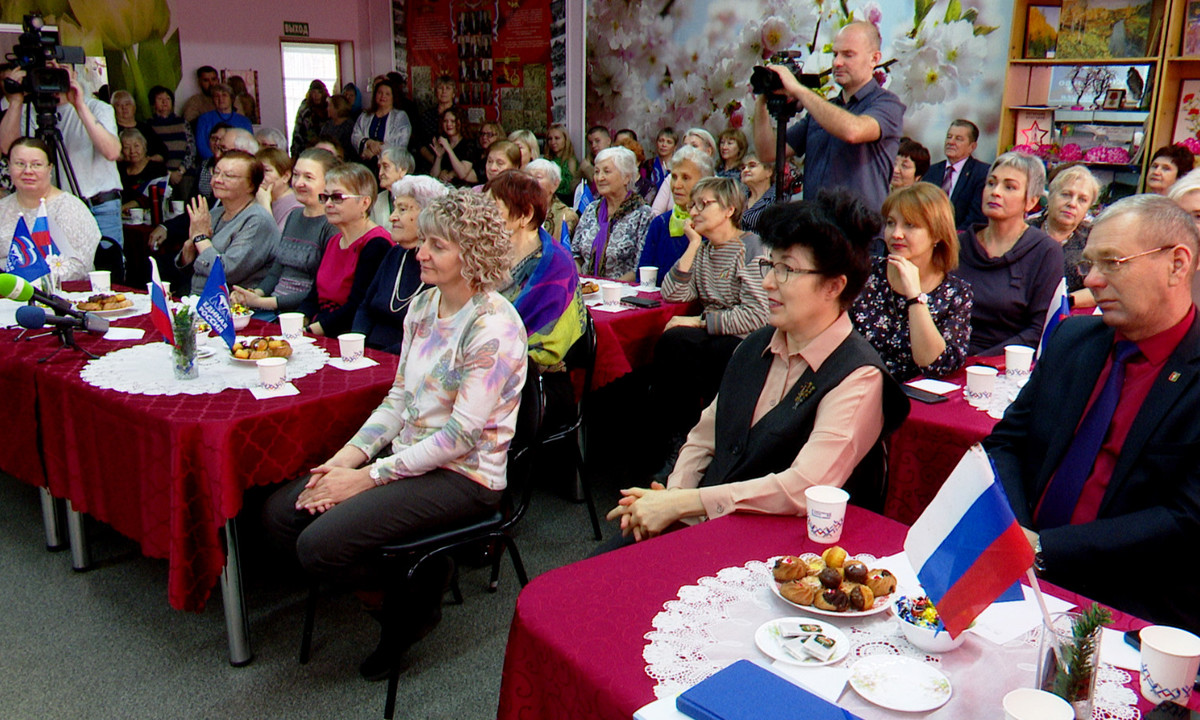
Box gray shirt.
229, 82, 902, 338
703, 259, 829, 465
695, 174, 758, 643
786, 79, 905, 213
179, 202, 279, 295
257, 210, 335, 311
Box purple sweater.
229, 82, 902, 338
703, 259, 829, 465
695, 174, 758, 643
952, 224, 1064, 356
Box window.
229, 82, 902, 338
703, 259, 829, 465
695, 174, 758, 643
280, 42, 340, 146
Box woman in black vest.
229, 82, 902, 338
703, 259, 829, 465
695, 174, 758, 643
607, 190, 909, 543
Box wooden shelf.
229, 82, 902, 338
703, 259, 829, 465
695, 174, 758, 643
1010, 57, 1159, 65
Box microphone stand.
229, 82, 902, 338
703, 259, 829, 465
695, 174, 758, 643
38, 323, 98, 363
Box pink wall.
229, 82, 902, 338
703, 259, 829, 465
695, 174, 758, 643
170, 0, 394, 131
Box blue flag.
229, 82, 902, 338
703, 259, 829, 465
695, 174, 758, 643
195, 257, 236, 350
7, 216, 50, 282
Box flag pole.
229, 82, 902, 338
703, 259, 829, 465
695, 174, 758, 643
1027, 567, 1066, 664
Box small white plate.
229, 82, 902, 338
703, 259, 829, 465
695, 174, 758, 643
78, 304, 136, 316
196, 346, 217, 359
848, 655, 952, 712
754, 617, 849, 667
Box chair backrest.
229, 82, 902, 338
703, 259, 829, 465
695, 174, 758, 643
563, 308, 597, 399
93, 236, 125, 285
842, 440, 888, 515
500, 357, 543, 530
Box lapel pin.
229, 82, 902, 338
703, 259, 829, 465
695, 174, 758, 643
1169, 371, 1181, 383
793, 382, 816, 408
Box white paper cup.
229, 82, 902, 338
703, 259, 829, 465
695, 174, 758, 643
278, 312, 305, 342
965, 365, 998, 408
805, 486, 849, 543
639, 266, 658, 288
256, 357, 287, 391
170, 200, 185, 216
1005, 345, 1035, 386
88, 270, 111, 293
129, 208, 145, 224
338, 332, 365, 364
600, 282, 623, 305
1139, 625, 1200, 706
1002, 688, 1074, 720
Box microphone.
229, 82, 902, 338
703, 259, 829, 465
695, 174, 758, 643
15, 305, 109, 334
0, 272, 84, 317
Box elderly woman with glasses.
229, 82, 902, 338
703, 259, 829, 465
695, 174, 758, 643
605, 189, 908, 544
851, 183, 973, 381
176, 149, 278, 294
647, 177, 770, 470
953, 151, 1064, 356
306, 163, 395, 337
1031, 164, 1102, 310
571, 146, 654, 280
638, 145, 715, 276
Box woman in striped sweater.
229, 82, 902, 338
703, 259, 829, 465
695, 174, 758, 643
649, 176, 770, 470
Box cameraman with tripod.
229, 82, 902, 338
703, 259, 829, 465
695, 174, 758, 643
753, 21, 904, 215
1, 61, 123, 251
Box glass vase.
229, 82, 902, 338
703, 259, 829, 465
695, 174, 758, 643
1037, 611, 1101, 720
172, 312, 198, 380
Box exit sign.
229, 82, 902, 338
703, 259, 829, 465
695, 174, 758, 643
283, 21, 309, 37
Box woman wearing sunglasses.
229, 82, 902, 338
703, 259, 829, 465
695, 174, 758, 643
306, 162, 395, 337
606, 190, 908, 544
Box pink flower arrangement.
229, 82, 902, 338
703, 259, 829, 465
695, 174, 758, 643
1059, 144, 1084, 162
1178, 138, 1200, 155
1083, 146, 1131, 164
1011, 144, 1038, 154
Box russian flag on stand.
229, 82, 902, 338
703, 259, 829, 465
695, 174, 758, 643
148, 257, 174, 345
903, 444, 1035, 638
1037, 278, 1070, 358
31, 198, 62, 258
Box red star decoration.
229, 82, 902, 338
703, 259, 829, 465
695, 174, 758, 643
1021, 121, 1049, 145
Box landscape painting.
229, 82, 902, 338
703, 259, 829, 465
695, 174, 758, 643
1057, 0, 1154, 58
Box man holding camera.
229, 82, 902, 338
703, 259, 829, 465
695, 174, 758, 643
753, 21, 905, 214
0, 62, 123, 248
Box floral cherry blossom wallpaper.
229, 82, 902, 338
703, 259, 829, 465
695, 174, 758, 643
587, 0, 1014, 161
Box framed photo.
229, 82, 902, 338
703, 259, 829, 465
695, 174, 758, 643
1184, 0, 1200, 56
1026, 5, 1061, 58
1173, 79, 1200, 143
1058, 0, 1153, 59
1102, 88, 1127, 109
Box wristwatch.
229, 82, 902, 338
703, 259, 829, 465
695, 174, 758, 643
1033, 538, 1046, 574
191, 233, 210, 244
368, 463, 386, 487
905, 293, 929, 308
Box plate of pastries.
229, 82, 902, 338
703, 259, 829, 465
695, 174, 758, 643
230, 336, 293, 362
75, 293, 134, 314
769, 545, 898, 617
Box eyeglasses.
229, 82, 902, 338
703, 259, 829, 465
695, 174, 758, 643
756, 258, 823, 284
688, 198, 720, 214
319, 192, 366, 204
1076, 245, 1176, 277
11, 160, 48, 171
211, 169, 247, 180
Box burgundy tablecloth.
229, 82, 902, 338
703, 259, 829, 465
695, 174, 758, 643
590, 293, 697, 390
0, 327, 49, 485
2, 304, 396, 611
884, 357, 1004, 525
496, 508, 1155, 720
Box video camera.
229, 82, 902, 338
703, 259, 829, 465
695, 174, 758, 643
750, 54, 827, 95
4, 14, 86, 113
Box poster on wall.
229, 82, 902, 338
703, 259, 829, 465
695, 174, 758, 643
404, 0, 553, 134
1173, 79, 1200, 143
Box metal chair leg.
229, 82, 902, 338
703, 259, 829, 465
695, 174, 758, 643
488, 538, 507, 592
220, 519, 253, 666
299, 580, 319, 664
504, 536, 529, 588
383, 664, 400, 719
66, 501, 90, 571
39, 488, 66, 550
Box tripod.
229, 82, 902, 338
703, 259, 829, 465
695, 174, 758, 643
766, 94, 798, 204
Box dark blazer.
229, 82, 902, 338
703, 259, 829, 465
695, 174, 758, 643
985, 314, 1200, 633
924, 156, 988, 230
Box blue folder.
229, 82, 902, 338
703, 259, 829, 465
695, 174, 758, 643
676, 660, 862, 720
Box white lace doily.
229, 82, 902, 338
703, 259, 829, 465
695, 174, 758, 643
643, 558, 1139, 719
80, 337, 329, 395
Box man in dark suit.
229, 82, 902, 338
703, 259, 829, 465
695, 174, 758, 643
986, 194, 1200, 633
923, 120, 988, 230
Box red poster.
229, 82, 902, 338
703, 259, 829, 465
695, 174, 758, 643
406, 0, 552, 134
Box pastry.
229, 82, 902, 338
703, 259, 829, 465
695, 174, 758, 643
821, 546, 847, 569
580, 280, 599, 294
817, 567, 843, 590
848, 584, 875, 611
773, 556, 808, 582
842, 560, 868, 585
866, 569, 897, 597
780, 576, 821, 606
814, 588, 849, 612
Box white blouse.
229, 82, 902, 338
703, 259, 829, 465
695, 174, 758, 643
0, 192, 100, 281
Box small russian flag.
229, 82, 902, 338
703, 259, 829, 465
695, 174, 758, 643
148, 257, 175, 345
903, 445, 1035, 638
31, 197, 62, 257
1037, 278, 1071, 358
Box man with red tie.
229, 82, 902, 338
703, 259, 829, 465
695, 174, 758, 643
923, 120, 988, 230
986, 194, 1200, 633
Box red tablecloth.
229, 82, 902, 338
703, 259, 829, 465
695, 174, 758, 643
589, 293, 697, 390
497, 508, 1155, 720
885, 357, 1004, 525
2, 303, 397, 611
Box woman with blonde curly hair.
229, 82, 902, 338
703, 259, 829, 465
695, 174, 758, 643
263, 187, 527, 681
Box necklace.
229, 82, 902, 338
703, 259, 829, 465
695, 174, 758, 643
389, 250, 426, 313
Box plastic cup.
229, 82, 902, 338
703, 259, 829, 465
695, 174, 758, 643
256, 357, 287, 391
278, 312, 305, 342
805, 486, 849, 543
88, 270, 111, 293
1005, 345, 1035, 386
129, 208, 145, 224
965, 366, 998, 409
1002, 688, 1073, 720
1139, 625, 1200, 706
338, 332, 365, 364
170, 200, 185, 216
639, 266, 658, 288
600, 282, 622, 305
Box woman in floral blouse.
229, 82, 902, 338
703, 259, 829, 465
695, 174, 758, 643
850, 183, 973, 381
571, 146, 654, 280
263, 188, 527, 681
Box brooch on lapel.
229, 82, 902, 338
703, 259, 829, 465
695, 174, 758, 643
792, 382, 816, 408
